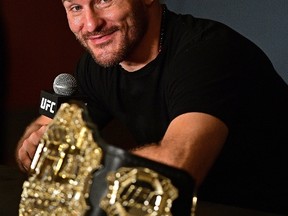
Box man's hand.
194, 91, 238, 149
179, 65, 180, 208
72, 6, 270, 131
16, 115, 52, 172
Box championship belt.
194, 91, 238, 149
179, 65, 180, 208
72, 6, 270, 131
19, 103, 195, 216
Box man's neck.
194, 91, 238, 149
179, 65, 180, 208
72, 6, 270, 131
120, 3, 163, 72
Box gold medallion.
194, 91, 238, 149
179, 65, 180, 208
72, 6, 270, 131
100, 167, 179, 216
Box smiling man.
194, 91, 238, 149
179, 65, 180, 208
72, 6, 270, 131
16, 0, 288, 214
63, 0, 160, 70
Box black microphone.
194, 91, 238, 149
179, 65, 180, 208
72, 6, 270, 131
39, 73, 82, 118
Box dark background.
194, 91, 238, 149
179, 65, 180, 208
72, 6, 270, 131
1, 1, 83, 165
1, 1, 287, 166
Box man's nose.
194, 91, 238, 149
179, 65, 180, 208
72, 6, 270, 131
84, 9, 105, 32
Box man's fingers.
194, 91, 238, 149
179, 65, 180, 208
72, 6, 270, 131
18, 144, 33, 172
17, 125, 47, 172
25, 126, 47, 157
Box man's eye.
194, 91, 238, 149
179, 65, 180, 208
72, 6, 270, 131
71, 5, 82, 12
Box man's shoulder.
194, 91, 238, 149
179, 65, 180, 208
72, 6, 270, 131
166, 9, 250, 54
167, 10, 233, 40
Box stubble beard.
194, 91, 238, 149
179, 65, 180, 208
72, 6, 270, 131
75, 10, 148, 68
76, 32, 128, 68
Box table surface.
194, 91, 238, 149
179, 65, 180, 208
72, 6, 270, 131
0, 165, 284, 216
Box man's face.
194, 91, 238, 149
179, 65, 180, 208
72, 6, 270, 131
63, 0, 148, 67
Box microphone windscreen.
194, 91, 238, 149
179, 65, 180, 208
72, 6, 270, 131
53, 73, 77, 96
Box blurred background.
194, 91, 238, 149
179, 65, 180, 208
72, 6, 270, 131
0, 1, 83, 165
1, 1, 287, 166
165, 0, 288, 82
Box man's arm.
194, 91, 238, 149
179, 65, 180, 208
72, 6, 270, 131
132, 112, 228, 186
16, 115, 52, 172
16, 111, 228, 187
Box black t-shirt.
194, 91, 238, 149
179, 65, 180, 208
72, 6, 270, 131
75, 9, 288, 214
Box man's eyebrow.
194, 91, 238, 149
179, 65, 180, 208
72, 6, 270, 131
62, 0, 72, 3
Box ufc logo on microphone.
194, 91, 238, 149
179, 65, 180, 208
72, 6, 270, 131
40, 98, 56, 114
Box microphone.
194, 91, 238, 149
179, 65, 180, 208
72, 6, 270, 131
39, 73, 83, 118
53, 73, 77, 96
